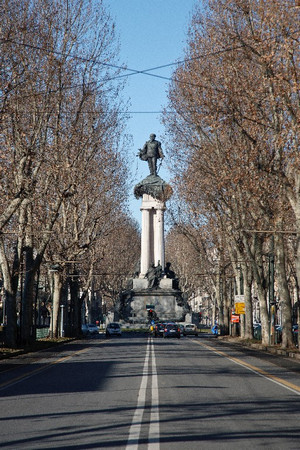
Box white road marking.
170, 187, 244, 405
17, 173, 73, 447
148, 340, 160, 449
126, 338, 160, 449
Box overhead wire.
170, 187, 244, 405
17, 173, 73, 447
0, 28, 299, 107
1, 27, 299, 78
2, 26, 299, 75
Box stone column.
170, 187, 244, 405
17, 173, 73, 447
154, 206, 165, 269
139, 194, 166, 277
140, 207, 151, 277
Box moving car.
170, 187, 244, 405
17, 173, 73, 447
81, 324, 89, 335
87, 323, 99, 335
183, 323, 198, 336
178, 324, 185, 335
106, 322, 122, 337
163, 323, 181, 339
81, 323, 99, 336
154, 322, 165, 337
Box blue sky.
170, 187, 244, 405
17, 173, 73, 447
103, 0, 198, 224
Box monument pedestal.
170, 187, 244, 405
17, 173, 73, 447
119, 278, 188, 323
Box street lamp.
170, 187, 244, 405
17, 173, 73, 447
60, 305, 65, 337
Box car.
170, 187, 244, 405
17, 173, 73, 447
178, 324, 185, 335
253, 323, 261, 340
106, 322, 122, 337
163, 323, 181, 339
87, 323, 99, 335
154, 322, 166, 337
292, 324, 298, 347
183, 323, 198, 336
275, 325, 282, 343
81, 323, 89, 335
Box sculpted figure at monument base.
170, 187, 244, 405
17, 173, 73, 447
145, 262, 163, 290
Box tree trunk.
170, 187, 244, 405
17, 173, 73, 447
243, 271, 254, 340
50, 270, 63, 338
222, 272, 230, 335
275, 232, 293, 348
68, 277, 82, 337
256, 285, 269, 346
4, 290, 18, 348
237, 266, 245, 338
0, 242, 19, 348
244, 233, 269, 345
296, 230, 300, 350
21, 246, 35, 344
216, 272, 224, 334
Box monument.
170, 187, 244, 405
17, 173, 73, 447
117, 134, 189, 323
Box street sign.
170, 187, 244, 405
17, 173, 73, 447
146, 304, 155, 310
231, 314, 240, 323
235, 295, 244, 302
235, 302, 245, 315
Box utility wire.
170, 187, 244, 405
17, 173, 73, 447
0, 28, 299, 101
0, 109, 174, 114
1, 27, 299, 80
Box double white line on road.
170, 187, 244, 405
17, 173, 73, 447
126, 337, 160, 450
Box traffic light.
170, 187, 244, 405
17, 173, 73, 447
199, 312, 202, 322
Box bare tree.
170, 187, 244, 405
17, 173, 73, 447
0, 0, 129, 345
163, 0, 299, 346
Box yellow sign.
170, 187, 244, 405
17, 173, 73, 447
235, 302, 245, 314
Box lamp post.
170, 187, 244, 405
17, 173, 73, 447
60, 305, 65, 337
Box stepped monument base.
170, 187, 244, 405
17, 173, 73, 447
118, 278, 189, 324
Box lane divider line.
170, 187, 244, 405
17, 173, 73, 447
126, 338, 151, 449
148, 338, 160, 449
126, 338, 160, 450
192, 339, 300, 395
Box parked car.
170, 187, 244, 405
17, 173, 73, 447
81, 324, 89, 335
163, 323, 181, 339
183, 323, 198, 336
275, 325, 282, 343
253, 323, 261, 340
106, 322, 122, 337
292, 324, 298, 347
154, 322, 165, 337
87, 323, 99, 335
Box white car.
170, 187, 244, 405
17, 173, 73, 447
87, 324, 99, 335
106, 322, 122, 337
183, 323, 198, 336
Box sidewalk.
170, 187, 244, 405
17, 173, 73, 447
217, 335, 300, 362
0, 337, 76, 360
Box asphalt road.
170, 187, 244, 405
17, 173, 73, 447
0, 333, 300, 449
